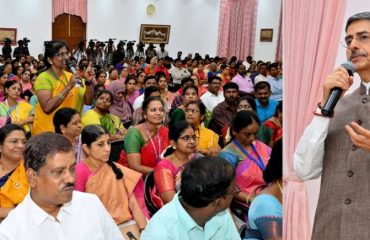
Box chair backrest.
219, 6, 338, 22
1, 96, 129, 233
109, 139, 124, 162
144, 171, 160, 217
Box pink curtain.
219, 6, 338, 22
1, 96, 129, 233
284, 0, 346, 239
53, 0, 87, 23
275, 7, 282, 61
216, 0, 258, 60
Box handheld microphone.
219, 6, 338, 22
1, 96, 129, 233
321, 61, 355, 117
65, 59, 83, 87
126, 231, 138, 240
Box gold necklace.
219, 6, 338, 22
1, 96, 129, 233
276, 180, 283, 194
173, 153, 187, 167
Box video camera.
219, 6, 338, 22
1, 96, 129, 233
88, 39, 97, 47
22, 37, 30, 47
148, 43, 156, 49
4, 38, 12, 45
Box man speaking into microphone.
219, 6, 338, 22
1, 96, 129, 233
294, 12, 370, 239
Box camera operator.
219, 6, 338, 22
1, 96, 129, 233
94, 41, 104, 69
72, 40, 86, 65
112, 40, 125, 66
104, 38, 115, 67
135, 41, 145, 58
126, 41, 135, 59
13, 38, 30, 59
86, 39, 97, 66
157, 43, 168, 58
2, 38, 12, 60
145, 43, 157, 59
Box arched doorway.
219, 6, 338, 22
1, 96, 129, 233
52, 14, 86, 51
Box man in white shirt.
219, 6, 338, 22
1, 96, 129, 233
132, 75, 158, 110
200, 76, 225, 112
294, 12, 370, 240
0, 133, 123, 240
254, 63, 268, 84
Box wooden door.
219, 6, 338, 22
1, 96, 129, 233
52, 14, 86, 51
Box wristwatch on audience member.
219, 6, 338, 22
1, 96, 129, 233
85, 80, 93, 86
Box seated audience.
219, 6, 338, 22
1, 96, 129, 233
185, 100, 221, 156
170, 77, 195, 109
219, 111, 271, 206
0, 132, 123, 239
82, 90, 126, 141
141, 156, 240, 239
108, 80, 133, 129
124, 76, 140, 106
0, 80, 34, 132
75, 125, 147, 238
200, 76, 224, 113
132, 86, 161, 126
254, 81, 278, 124
266, 63, 282, 101
245, 138, 282, 240
0, 72, 8, 99
170, 85, 199, 123
132, 75, 157, 110
154, 121, 197, 206
53, 108, 83, 163
232, 64, 254, 96
264, 101, 282, 145
0, 124, 28, 219
121, 96, 169, 175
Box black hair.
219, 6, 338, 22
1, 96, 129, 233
345, 12, 370, 31
81, 125, 123, 180
254, 81, 271, 92
142, 96, 164, 114
186, 100, 206, 116
268, 63, 279, 71
274, 101, 283, 117
4, 80, 21, 99
208, 76, 222, 84
94, 83, 105, 93
44, 40, 70, 69
144, 85, 160, 99
0, 124, 25, 146
24, 133, 73, 173
231, 111, 260, 134
263, 138, 282, 183
124, 76, 137, 85
95, 69, 106, 79
223, 82, 239, 92
237, 96, 257, 111
155, 71, 166, 82
144, 75, 156, 85
183, 85, 198, 97
96, 89, 113, 102
53, 108, 79, 134
180, 156, 235, 208
181, 77, 194, 87
168, 120, 192, 141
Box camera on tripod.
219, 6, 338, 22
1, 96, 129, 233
22, 37, 30, 47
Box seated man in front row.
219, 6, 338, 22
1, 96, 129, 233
141, 156, 241, 240
0, 133, 123, 240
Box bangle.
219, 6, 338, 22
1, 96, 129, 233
57, 94, 65, 100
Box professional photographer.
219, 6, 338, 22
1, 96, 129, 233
112, 40, 125, 66
104, 38, 115, 67
86, 39, 97, 66
145, 43, 157, 59
95, 41, 104, 68
72, 40, 86, 65
1, 38, 12, 59
13, 38, 30, 59
135, 41, 145, 58
126, 41, 135, 59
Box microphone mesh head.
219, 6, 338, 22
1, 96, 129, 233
341, 61, 355, 76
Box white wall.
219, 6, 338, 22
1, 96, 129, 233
254, 0, 281, 62
0, 0, 52, 57
0, 0, 280, 62
87, 0, 220, 58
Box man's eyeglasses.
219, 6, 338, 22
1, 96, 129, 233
342, 33, 370, 48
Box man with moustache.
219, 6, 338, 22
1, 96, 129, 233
211, 82, 239, 135
231, 64, 254, 97
254, 81, 278, 124
294, 12, 370, 239
0, 133, 123, 240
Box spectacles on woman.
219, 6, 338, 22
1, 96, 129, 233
179, 135, 198, 142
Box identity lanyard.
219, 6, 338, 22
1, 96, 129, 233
232, 139, 265, 171
49, 68, 68, 87
144, 123, 161, 162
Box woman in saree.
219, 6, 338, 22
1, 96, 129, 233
53, 107, 83, 163
264, 101, 283, 145
82, 90, 126, 141
245, 138, 282, 240
75, 124, 147, 238
0, 80, 34, 133
153, 120, 197, 207
121, 96, 169, 175
32, 40, 93, 135
170, 85, 198, 123
185, 100, 221, 156
219, 111, 271, 205
0, 124, 28, 219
